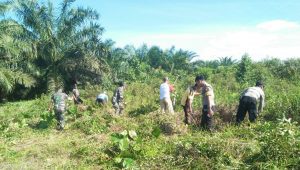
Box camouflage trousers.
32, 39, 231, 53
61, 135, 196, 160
114, 101, 124, 115
54, 108, 65, 130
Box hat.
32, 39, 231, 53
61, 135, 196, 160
195, 75, 205, 82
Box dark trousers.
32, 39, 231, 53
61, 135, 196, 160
236, 96, 257, 124
200, 105, 215, 130
74, 97, 83, 104
96, 98, 104, 104
182, 105, 192, 124
54, 109, 65, 129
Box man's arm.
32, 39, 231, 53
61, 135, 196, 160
258, 93, 265, 113
48, 96, 54, 111
207, 95, 214, 116
189, 102, 193, 113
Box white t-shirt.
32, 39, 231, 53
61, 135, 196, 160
160, 82, 170, 100
242, 87, 264, 100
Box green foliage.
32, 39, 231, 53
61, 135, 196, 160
245, 119, 300, 169
35, 111, 55, 129
72, 115, 108, 135
0, 0, 105, 97
110, 130, 140, 169
235, 53, 252, 84
1, 1, 300, 169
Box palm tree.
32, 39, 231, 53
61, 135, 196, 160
218, 57, 237, 66
0, 19, 37, 100
1, 0, 105, 92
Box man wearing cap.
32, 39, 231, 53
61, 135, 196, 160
160, 77, 174, 114
236, 81, 265, 124
195, 75, 216, 131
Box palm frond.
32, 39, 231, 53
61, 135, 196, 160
0, 0, 13, 16
57, 7, 99, 38
46, 69, 65, 92
0, 67, 36, 94
0, 68, 14, 93
14, 71, 36, 88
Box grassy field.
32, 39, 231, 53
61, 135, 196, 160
1, 80, 300, 169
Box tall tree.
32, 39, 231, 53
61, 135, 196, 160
1, 0, 105, 92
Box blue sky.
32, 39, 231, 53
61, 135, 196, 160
75, 0, 300, 60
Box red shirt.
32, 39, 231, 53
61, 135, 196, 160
169, 84, 175, 93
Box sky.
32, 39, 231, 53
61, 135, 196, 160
75, 0, 300, 60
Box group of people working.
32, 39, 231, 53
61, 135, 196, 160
160, 75, 265, 131
49, 82, 125, 130
49, 75, 264, 131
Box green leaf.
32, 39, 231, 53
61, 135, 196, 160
114, 157, 122, 164
110, 133, 122, 143
119, 138, 129, 151
121, 130, 128, 136
122, 158, 134, 169
128, 130, 137, 139
151, 126, 161, 138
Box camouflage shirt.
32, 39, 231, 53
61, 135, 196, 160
114, 86, 124, 102
51, 92, 68, 111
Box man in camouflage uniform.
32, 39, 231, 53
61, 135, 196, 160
195, 75, 216, 131
112, 81, 125, 115
50, 88, 68, 130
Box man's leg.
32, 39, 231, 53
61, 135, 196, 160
167, 98, 174, 114
200, 106, 208, 129
55, 109, 64, 130
207, 106, 216, 131
119, 102, 124, 114
248, 101, 258, 122
200, 105, 214, 131
78, 97, 83, 104
160, 99, 166, 113
183, 105, 188, 124
114, 103, 120, 115
236, 99, 247, 124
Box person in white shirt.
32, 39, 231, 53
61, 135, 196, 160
96, 91, 108, 105
236, 81, 265, 124
160, 77, 174, 114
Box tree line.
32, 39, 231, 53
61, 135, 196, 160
1, 0, 300, 102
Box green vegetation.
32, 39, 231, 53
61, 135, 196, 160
1, 0, 300, 169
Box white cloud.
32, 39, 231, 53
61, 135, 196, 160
108, 20, 300, 61
256, 20, 300, 32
